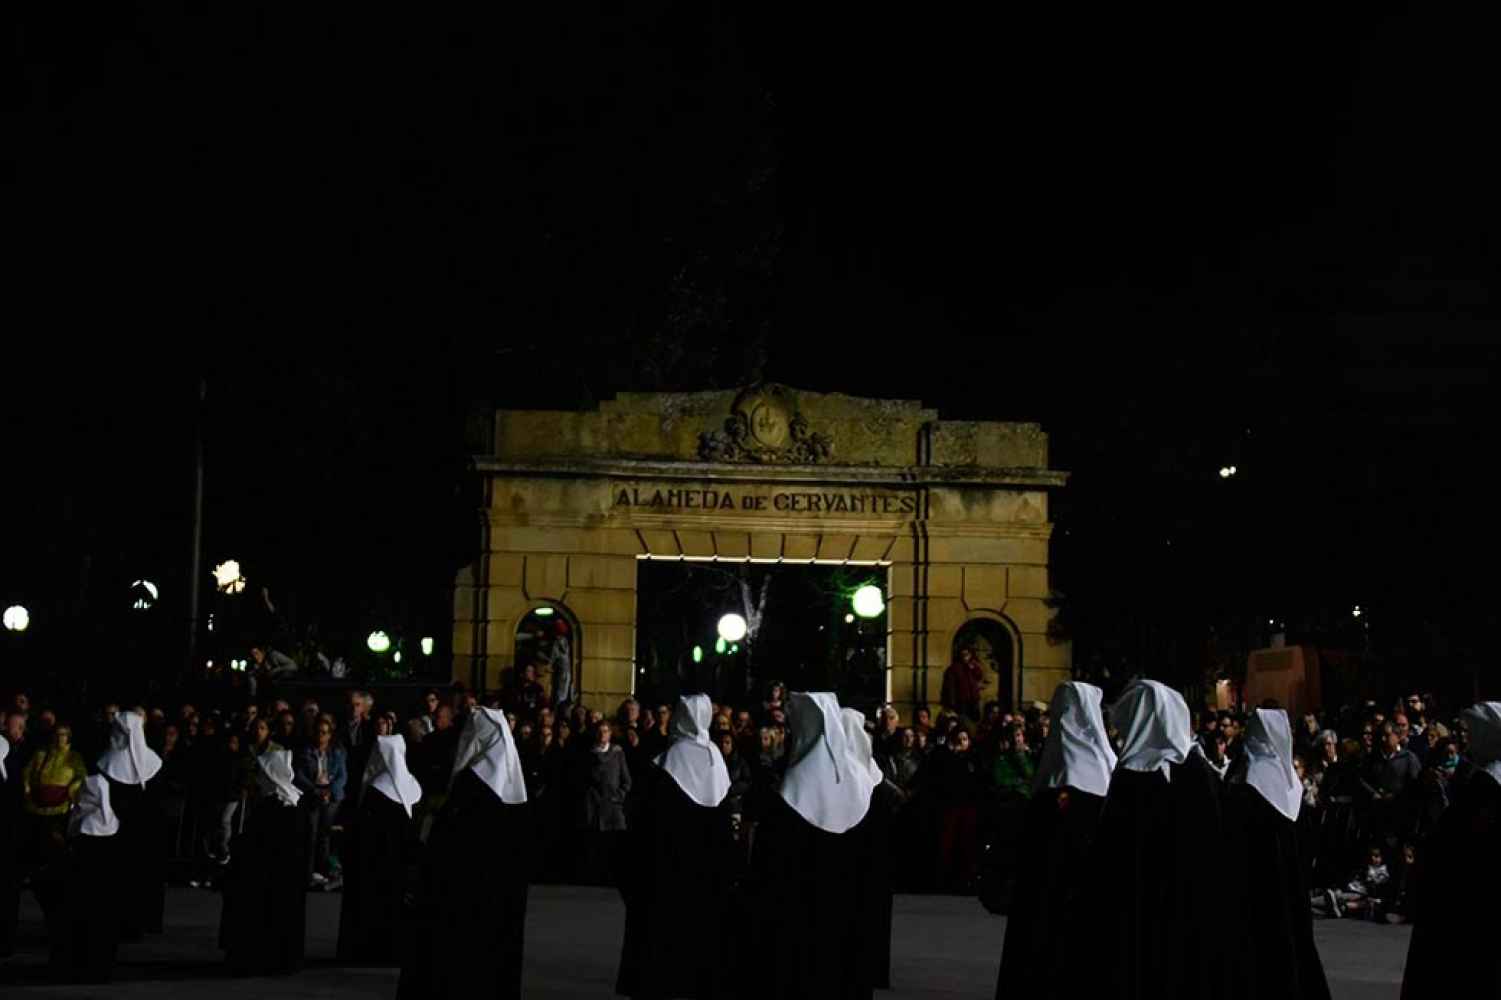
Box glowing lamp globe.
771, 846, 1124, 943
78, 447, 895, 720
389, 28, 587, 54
212, 560, 247, 594
717, 613, 748, 643
3, 605, 29, 632
852, 585, 885, 619
366, 630, 392, 653
421, 636, 435, 656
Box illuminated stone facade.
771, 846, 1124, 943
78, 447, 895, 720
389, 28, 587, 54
454, 385, 1070, 718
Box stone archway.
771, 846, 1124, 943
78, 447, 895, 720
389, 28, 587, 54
452, 384, 1069, 719
951, 614, 1021, 713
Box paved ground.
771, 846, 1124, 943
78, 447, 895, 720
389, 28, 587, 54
2, 885, 1408, 998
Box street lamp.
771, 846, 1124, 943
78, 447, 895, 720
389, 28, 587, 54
212, 560, 247, 594
131, 579, 159, 610
852, 585, 885, 619
3, 605, 28, 632
367, 630, 392, 653
717, 613, 748, 643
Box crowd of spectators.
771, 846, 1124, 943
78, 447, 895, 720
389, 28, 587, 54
0, 671, 1476, 919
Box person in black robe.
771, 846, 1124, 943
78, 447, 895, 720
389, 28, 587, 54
399, 706, 532, 1000
34, 775, 122, 983
615, 693, 735, 999
219, 749, 308, 976
1221, 709, 1332, 1000
740, 691, 876, 1000
1401, 702, 1501, 997
95, 710, 166, 939
996, 682, 1116, 999
337, 734, 419, 964
0, 731, 23, 958
842, 708, 896, 997
1078, 678, 1226, 1000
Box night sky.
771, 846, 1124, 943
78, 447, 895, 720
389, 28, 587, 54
5, 6, 1496, 693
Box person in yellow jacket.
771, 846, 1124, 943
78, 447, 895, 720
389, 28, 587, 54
23, 724, 89, 862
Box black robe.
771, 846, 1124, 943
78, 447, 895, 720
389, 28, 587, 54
616, 769, 735, 999
1221, 784, 1332, 1000
1078, 754, 1228, 1000
0, 762, 19, 958
219, 799, 308, 976
398, 767, 533, 1000
741, 795, 866, 1000
103, 778, 167, 937
1401, 770, 1501, 998
337, 790, 415, 964
854, 782, 898, 994
34, 834, 122, 983
996, 786, 1105, 998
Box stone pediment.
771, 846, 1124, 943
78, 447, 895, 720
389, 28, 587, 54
490, 383, 1055, 473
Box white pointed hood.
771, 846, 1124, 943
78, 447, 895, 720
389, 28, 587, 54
655, 694, 731, 808
256, 749, 302, 806
841, 708, 885, 785
1035, 682, 1117, 798
1110, 679, 1193, 779
69, 774, 121, 838
1462, 702, 1501, 784
1237, 708, 1302, 822
365, 734, 423, 817
778, 692, 874, 834
97, 711, 163, 787
451, 706, 527, 804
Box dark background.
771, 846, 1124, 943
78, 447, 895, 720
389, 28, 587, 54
4, 5, 1496, 703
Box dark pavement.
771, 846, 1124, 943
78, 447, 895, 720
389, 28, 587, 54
2, 885, 1407, 998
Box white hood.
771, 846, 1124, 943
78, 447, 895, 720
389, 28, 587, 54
69, 774, 121, 838
841, 708, 885, 786
97, 711, 163, 787
655, 694, 731, 808
256, 749, 302, 807
1034, 682, 1117, 798
1463, 702, 1501, 784
778, 692, 874, 834
451, 706, 527, 805
1237, 708, 1302, 822
1110, 679, 1193, 779
366, 734, 423, 817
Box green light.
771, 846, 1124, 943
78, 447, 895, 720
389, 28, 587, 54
715, 637, 727, 654
730, 643, 739, 653
534, 606, 554, 617
852, 584, 885, 619
692, 645, 703, 663
366, 630, 391, 653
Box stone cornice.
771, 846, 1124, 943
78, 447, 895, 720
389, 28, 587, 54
473, 456, 1068, 489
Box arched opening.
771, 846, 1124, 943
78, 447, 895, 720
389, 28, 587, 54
514, 602, 581, 708
950, 616, 1018, 714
